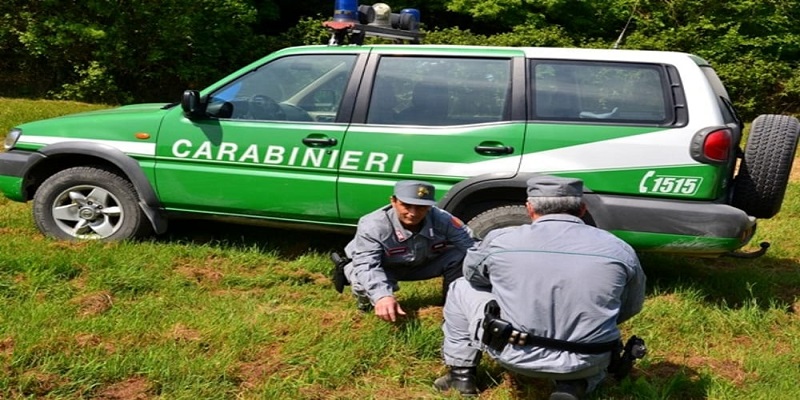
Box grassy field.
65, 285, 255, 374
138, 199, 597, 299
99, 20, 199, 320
1, 98, 799, 399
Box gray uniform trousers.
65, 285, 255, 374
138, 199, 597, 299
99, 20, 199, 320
442, 278, 608, 391
345, 246, 465, 302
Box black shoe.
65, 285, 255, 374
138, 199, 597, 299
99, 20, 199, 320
354, 294, 373, 312
549, 379, 587, 400
434, 366, 478, 396
329, 252, 350, 293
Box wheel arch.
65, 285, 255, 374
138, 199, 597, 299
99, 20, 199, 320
24, 142, 167, 234
437, 172, 528, 222
439, 172, 601, 227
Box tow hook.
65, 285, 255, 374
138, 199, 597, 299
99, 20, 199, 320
723, 242, 770, 259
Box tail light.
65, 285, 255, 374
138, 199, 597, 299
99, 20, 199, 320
690, 127, 732, 164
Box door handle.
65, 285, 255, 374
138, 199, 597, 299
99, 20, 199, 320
474, 145, 514, 155
302, 137, 338, 147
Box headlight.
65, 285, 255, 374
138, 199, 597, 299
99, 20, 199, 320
4, 128, 21, 150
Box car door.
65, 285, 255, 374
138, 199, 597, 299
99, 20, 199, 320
336, 49, 527, 222
155, 50, 366, 222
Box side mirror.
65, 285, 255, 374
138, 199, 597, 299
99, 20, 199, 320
181, 90, 206, 119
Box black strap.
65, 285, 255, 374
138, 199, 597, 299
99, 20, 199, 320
510, 330, 620, 355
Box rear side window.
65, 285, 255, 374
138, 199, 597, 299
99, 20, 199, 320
701, 66, 740, 126
367, 57, 511, 126
532, 61, 671, 124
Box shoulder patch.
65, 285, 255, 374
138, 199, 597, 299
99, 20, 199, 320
451, 216, 464, 228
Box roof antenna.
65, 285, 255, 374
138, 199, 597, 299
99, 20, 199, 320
613, 0, 639, 49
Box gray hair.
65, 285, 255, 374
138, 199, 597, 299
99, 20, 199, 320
526, 196, 583, 216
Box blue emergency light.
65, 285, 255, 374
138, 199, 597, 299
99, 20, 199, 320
333, 2, 419, 29
333, 0, 359, 22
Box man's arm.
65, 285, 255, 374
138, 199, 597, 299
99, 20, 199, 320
349, 222, 394, 304
443, 211, 477, 252
463, 229, 504, 289
617, 256, 646, 324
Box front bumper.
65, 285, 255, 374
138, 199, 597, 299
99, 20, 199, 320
0, 149, 39, 201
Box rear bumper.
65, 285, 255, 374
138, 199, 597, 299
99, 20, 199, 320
585, 193, 756, 254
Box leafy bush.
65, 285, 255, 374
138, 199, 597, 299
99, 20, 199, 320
1, 0, 799, 120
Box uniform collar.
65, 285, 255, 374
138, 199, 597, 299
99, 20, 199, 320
387, 207, 435, 242
533, 213, 585, 225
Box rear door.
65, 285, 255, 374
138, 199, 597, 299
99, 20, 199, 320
521, 59, 722, 198
336, 47, 527, 222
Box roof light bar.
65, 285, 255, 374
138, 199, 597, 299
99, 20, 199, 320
324, 2, 423, 45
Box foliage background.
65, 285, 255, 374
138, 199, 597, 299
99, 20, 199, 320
2, 0, 800, 120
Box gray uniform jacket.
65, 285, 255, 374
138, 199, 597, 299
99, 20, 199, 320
465, 213, 645, 374
345, 205, 474, 303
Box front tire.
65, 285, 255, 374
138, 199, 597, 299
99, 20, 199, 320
32, 167, 147, 241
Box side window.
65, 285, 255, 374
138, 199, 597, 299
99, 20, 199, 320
367, 57, 511, 126
533, 61, 670, 123
702, 66, 740, 126
208, 54, 357, 123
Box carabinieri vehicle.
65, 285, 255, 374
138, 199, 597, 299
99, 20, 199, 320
1, 1, 798, 257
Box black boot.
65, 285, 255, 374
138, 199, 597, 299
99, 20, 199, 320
434, 366, 478, 396
329, 252, 350, 293
550, 379, 587, 400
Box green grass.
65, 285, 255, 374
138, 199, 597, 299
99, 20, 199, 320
0, 97, 109, 136
1, 98, 800, 399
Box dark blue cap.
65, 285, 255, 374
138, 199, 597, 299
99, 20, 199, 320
394, 180, 436, 206
526, 175, 583, 198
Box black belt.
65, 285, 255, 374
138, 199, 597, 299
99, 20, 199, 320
507, 329, 620, 354
481, 300, 620, 354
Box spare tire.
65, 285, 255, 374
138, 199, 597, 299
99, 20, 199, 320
732, 114, 800, 219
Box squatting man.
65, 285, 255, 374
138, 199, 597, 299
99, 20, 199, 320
331, 180, 475, 322
434, 175, 647, 399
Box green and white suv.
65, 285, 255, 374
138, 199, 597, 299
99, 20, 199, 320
1, 23, 798, 256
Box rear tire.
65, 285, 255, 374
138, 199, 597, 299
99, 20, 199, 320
466, 205, 530, 240
732, 114, 800, 218
33, 166, 148, 241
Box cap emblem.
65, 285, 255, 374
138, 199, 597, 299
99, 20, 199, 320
417, 186, 429, 198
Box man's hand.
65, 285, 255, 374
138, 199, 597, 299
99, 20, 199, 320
375, 296, 406, 322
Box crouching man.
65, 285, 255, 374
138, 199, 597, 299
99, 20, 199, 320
435, 175, 646, 399
334, 180, 475, 322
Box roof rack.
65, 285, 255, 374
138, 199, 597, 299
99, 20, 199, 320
323, 21, 424, 45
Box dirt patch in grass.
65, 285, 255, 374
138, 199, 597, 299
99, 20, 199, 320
687, 356, 752, 386
48, 240, 89, 251
790, 158, 800, 183
75, 333, 116, 353
20, 369, 65, 397
300, 373, 442, 399
168, 323, 202, 342
233, 343, 289, 390
643, 360, 701, 382
484, 371, 553, 399
0, 227, 28, 236
659, 354, 753, 387
71, 290, 113, 316
416, 306, 443, 323
94, 376, 154, 400
175, 265, 224, 286
0, 337, 13, 356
